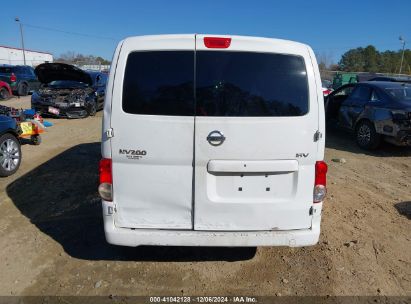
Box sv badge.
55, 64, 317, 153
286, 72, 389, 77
296, 153, 309, 158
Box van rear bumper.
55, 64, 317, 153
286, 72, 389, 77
102, 202, 322, 247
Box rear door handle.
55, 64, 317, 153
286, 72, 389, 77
207, 130, 225, 146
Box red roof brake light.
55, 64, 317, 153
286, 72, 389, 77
204, 37, 231, 49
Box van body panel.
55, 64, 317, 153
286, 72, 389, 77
307, 46, 326, 160
102, 34, 326, 245
102, 39, 124, 158
102, 200, 323, 247
109, 35, 195, 229
193, 35, 319, 231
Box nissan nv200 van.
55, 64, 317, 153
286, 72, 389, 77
99, 34, 327, 247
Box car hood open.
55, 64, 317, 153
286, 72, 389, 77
35, 63, 92, 85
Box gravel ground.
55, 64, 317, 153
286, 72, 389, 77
0, 96, 409, 298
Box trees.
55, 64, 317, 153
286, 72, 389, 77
316, 51, 335, 71
338, 45, 410, 74
55, 52, 111, 65
363, 45, 379, 72
339, 47, 365, 71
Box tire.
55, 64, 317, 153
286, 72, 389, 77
17, 83, 29, 96
0, 133, 22, 177
87, 100, 97, 116
355, 120, 381, 150
0, 87, 10, 100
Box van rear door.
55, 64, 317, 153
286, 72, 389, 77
110, 35, 195, 229
194, 35, 319, 231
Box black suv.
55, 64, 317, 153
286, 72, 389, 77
0, 65, 40, 96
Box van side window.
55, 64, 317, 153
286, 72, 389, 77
196, 52, 309, 117
122, 51, 194, 116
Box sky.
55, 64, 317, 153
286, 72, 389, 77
0, 0, 410, 63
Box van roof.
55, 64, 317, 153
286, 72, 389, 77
121, 34, 310, 50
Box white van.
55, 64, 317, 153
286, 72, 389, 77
99, 34, 327, 247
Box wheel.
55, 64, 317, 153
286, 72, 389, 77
17, 83, 29, 96
355, 120, 381, 150
31, 135, 41, 145
0, 87, 10, 100
0, 133, 22, 177
87, 100, 97, 116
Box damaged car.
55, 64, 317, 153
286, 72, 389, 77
325, 81, 411, 149
31, 63, 106, 118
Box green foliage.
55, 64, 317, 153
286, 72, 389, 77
338, 45, 410, 74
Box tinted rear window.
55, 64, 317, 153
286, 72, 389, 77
122, 51, 194, 116
196, 51, 309, 116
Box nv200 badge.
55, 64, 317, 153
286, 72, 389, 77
119, 149, 147, 160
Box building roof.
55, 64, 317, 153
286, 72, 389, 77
0, 45, 52, 55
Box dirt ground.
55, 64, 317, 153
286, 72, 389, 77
0, 96, 409, 298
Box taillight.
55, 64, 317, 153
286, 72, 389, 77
10, 73, 16, 83
204, 37, 231, 48
98, 158, 112, 201
313, 161, 328, 203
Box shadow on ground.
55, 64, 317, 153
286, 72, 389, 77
6, 143, 256, 262
325, 125, 411, 157
395, 201, 411, 219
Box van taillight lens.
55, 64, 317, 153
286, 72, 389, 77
204, 37, 231, 48
10, 73, 16, 82
99, 158, 112, 201
314, 161, 328, 203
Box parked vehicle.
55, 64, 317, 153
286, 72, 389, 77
332, 73, 384, 90
325, 82, 411, 149
31, 63, 107, 118
0, 115, 21, 177
332, 72, 357, 90
99, 34, 327, 247
322, 80, 333, 96
0, 65, 40, 96
0, 81, 12, 100
368, 76, 411, 83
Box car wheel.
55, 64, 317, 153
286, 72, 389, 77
356, 120, 381, 150
88, 100, 97, 116
0, 87, 10, 100
17, 83, 29, 96
0, 133, 22, 177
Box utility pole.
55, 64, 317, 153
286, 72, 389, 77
399, 36, 406, 75
15, 17, 26, 65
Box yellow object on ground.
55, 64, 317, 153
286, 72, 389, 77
19, 120, 45, 137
